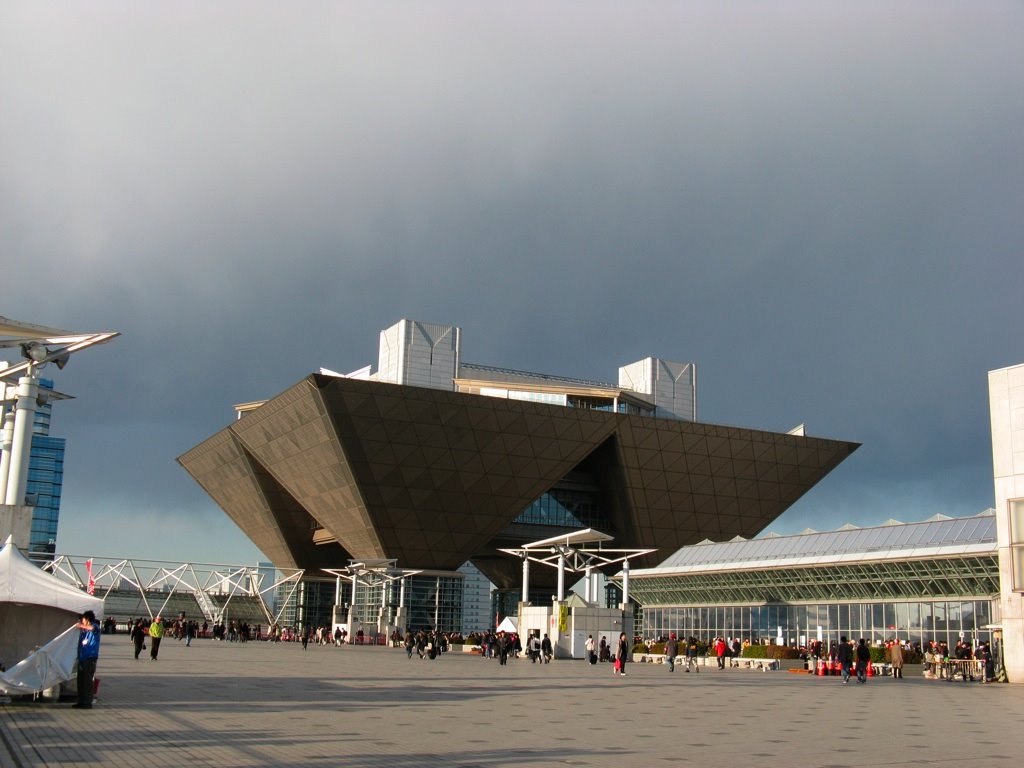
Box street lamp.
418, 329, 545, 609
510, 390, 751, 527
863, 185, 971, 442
0, 320, 118, 507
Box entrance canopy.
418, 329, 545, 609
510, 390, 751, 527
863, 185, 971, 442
499, 528, 656, 604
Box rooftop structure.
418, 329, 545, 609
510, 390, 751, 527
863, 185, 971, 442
647, 511, 996, 575
180, 319, 858, 597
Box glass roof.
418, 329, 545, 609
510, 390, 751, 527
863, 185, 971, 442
657, 511, 996, 569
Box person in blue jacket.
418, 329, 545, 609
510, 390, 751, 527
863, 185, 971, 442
74, 610, 100, 709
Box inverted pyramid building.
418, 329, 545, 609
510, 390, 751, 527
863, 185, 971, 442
179, 374, 858, 590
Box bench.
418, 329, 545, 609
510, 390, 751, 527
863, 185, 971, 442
729, 657, 780, 671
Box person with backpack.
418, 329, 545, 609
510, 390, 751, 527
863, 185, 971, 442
685, 636, 700, 673
855, 638, 871, 683
837, 636, 854, 683
529, 632, 541, 663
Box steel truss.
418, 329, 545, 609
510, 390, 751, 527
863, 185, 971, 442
42, 554, 304, 627
624, 555, 1000, 606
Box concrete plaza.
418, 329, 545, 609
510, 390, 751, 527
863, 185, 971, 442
2, 637, 1021, 768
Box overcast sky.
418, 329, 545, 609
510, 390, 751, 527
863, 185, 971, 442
2, 2, 1021, 566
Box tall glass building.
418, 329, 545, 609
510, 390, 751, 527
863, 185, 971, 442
25, 378, 65, 564
625, 511, 999, 650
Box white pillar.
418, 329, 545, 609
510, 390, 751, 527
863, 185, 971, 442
557, 552, 566, 602
350, 572, 358, 624
521, 556, 530, 604
0, 389, 16, 502
399, 576, 407, 609
584, 565, 593, 603
4, 375, 38, 506
990, 363, 1024, 682
621, 558, 630, 607
433, 576, 440, 628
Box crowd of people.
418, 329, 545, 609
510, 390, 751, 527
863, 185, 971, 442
629, 633, 999, 682
100, 615, 1001, 685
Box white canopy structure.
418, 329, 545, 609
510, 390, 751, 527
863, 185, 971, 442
0, 536, 103, 675
499, 528, 656, 606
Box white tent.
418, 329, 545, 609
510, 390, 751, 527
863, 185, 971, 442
0, 537, 103, 673
496, 616, 518, 634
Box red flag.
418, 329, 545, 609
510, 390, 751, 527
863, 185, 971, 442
86, 558, 95, 595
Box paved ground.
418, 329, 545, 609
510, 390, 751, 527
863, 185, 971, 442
1, 637, 1021, 768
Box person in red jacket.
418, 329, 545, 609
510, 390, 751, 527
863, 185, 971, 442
715, 637, 728, 669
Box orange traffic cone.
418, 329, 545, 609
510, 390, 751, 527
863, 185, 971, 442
866, 662, 874, 678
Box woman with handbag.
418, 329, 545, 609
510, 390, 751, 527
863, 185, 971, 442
614, 632, 629, 677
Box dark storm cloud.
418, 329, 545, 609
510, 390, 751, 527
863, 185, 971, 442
1, 2, 1021, 561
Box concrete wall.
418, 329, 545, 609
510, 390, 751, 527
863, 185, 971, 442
570, 606, 632, 660
518, 604, 633, 659
989, 363, 1024, 682
377, 319, 460, 391
619, 357, 696, 421
0, 504, 32, 550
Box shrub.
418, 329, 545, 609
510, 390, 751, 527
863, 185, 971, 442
648, 642, 666, 655
765, 645, 802, 660
884, 646, 923, 665
742, 644, 801, 659
632, 642, 649, 654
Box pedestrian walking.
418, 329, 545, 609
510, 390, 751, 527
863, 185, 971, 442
541, 633, 553, 663
614, 632, 629, 677
837, 636, 853, 683
855, 639, 870, 683
149, 616, 164, 661
130, 618, 145, 660
665, 634, 678, 672
685, 636, 700, 673
890, 639, 904, 680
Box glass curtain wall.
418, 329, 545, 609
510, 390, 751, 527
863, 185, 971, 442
641, 599, 994, 649
404, 574, 464, 633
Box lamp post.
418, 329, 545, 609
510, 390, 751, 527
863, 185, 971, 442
0, 385, 16, 501
521, 555, 530, 604
3, 374, 39, 506
0, 324, 118, 508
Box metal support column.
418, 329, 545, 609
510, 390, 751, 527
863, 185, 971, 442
556, 552, 566, 602
521, 556, 530, 604
4, 375, 38, 506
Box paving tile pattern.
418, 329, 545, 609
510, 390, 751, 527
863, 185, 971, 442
2, 638, 1021, 767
